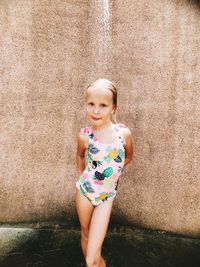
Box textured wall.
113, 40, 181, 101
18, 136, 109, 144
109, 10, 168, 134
111, 0, 200, 236
0, 0, 90, 222
0, 0, 200, 236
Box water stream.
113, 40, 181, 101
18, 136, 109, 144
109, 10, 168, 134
89, 0, 113, 75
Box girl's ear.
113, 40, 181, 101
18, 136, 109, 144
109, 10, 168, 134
112, 105, 117, 114
111, 110, 117, 123
111, 105, 117, 123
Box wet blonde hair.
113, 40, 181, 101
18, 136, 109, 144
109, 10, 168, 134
86, 78, 117, 122
87, 78, 117, 107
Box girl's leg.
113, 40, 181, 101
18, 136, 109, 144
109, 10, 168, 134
86, 198, 114, 267
75, 189, 94, 257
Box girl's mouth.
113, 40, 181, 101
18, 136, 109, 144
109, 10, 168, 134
92, 116, 101, 121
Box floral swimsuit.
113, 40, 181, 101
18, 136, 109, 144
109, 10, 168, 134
76, 123, 127, 206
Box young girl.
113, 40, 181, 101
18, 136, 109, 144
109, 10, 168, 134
75, 78, 134, 267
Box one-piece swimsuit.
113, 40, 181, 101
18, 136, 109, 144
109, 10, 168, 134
76, 123, 127, 206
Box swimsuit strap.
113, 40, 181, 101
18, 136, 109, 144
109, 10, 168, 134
114, 123, 127, 146
115, 123, 128, 130
80, 127, 94, 140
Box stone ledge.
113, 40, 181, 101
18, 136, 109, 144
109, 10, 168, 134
1, 224, 200, 267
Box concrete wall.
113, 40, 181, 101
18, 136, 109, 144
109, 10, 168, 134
0, 0, 200, 236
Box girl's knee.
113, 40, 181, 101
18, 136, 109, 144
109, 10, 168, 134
86, 254, 100, 267
86, 249, 102, 267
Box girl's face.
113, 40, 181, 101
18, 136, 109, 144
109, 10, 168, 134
86, 86, 116, 129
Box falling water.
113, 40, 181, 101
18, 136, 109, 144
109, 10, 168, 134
89, 0, 113, 76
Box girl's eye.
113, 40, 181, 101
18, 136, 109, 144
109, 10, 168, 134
88, 102, 94, 106
100, 104, 107, 108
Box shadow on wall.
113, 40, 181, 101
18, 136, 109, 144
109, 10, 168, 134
191, 0, 200, 6
185, 0, 200, 9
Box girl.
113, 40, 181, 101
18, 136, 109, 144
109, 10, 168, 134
75, 78, 134, 267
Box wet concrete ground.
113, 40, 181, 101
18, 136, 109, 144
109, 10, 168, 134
0, 223, 200, 267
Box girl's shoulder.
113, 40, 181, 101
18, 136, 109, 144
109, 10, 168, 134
79, 126, 94, 142
115, 123, 132, 144
77, 126, 92, 148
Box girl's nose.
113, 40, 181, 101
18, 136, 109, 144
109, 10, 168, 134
93, 106, 100, 114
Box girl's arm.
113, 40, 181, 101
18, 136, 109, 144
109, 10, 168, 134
76, 132, 88, 176
123, 128, 134, 166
